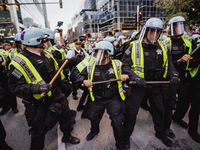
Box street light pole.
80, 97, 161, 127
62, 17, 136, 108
137, 5, 139, 32
8, 0, 20, 34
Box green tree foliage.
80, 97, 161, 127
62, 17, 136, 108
154, 0, 200, 24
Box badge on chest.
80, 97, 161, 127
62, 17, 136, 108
156, 49, 162, 55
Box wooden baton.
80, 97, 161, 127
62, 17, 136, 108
40, 59, 68, 98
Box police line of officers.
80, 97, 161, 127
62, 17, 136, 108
0, 16, 200, 150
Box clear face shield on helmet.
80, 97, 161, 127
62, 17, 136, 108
43, 39, 52, 49
90, 49, 110, 65
169, 21, 191, 36
140, 26, 162, 44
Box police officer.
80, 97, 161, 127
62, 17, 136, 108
122, 18, 180, 148
8, 28, 80, 150
103, 36, 115, 58
115, 35, 126, 60
79, 36, 88, 53
0, 42, 18, 115
76, 41, 128, 150
62, 40, 70, 52
164, 16, 194, 129
3, 41, 14, 53
6, 33, 23, 66
66, 38, 88, 100
42, 28, 67, 61
186, 36, 200, 143
70, 56, 91, 111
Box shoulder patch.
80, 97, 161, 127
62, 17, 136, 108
12, 69, 23, 79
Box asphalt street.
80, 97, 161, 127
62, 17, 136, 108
1, 90, 200, 150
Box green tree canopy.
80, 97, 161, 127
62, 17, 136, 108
154, 0, 200, 24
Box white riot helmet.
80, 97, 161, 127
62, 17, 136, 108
139, 17, 163, 44
103, 36, 115, 43
91, 41, 114, 65
167, 16, 191, 37
41, 28, 56, 47
14, 33, 21, 42
21, 28, 48, 46
118, 35, 126, 44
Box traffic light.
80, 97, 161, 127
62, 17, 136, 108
133, 13, 137, 24
139, 12, 143, 22
59, 0, 63, 8
136, 22, 140, 27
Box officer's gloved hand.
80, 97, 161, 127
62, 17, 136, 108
135, 78, 146, 87
170, 74, 180, 85
39, 84, 52, 93
75, 54, 84, 63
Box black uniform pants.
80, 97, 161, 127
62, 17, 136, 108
27, 93, 72, 150
158, 84, 175, 130
124, 85, 165, 140
188, 84, 200, 132
79, 89, 89, 106
88, 96, 124, 148
172, 78, 190, 121
0, 119, 11, 150
0, 82, 17, 110
72, 84, 77, 96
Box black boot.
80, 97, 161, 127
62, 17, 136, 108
124, 138, 130, 149
61, 135, 80, 144
81, 109, 88, 119
12, 108, 19, 114
165, 129, 175, 139
0, 107, 10, 116
73, 95, 78, 100
77, 104, 84, 111
172, 118, 188, 129
188, 130, 200, 143
86, 131, 99, 141
155, 133, 173, 147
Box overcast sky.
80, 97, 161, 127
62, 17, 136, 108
45, 0, 82, 34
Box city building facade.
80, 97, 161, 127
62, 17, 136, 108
68, 0, 166, 39
0, 0, 46, 42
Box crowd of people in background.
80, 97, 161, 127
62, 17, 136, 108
0, 16, 200, 150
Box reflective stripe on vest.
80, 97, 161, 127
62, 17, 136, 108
87, 59, 125, 101
9, 48, 18, 60
84, 44, 88, 52
76, 56, 90, 72
9, 54, 52, 100
9, 50, 65, 99
131, 40, 168, 78
53, 47, 67, 60
43, 50, 65, 81
0, 49, 8, 61
69, 43, 75, 49
0, 49, 8, 68
187, 39, 200, 78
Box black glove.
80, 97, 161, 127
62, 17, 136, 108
75, 54, 84, 63
170, 74, 180, 85
135, 78, 146, 87
39, 84, 52, 93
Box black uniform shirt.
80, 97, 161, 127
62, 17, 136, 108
76, 60, 119, 99
122, 42, 178, 81
171, 38, 188, 78
8, 48, 73, 101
